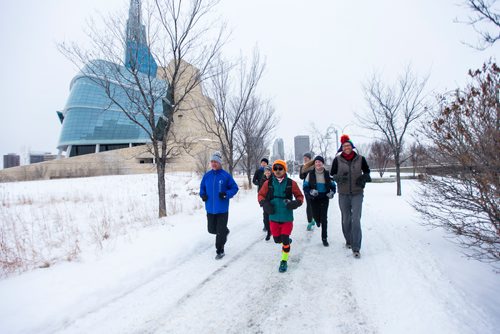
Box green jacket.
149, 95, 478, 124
269, 177, 293, 222
257, 177, 303, 223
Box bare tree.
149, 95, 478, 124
194, 149, 211, 175
309, 123, 336, 165
413, 61, 500, 263
460, 0, 500, 49
198, 49, 265, 175
368, 140, 393, 178
238, 97, 278, 188
407, 142, 427, 177
359, 66, 429, 196
59, 0, 226, 218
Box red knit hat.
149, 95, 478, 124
338, 134, 356, 152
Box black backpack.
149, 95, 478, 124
265, 176, 293, 201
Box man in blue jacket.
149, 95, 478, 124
200, 151, 239, 259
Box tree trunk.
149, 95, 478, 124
247, 171, 252, 190
156, 161, 167, 218
395, 161, 402, 196
152, 141, 167, 219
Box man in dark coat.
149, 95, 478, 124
330, 135, 371, 258
252, 158, 269, 188
253, 158, 269, 231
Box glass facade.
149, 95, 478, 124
58, 61, 167, 156
57, 0, 163, 157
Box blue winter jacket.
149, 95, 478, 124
200, 169, 239, 214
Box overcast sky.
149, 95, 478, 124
0, 0, 498, 167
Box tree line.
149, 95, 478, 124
59, 0, 498, 263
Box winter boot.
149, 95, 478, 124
346, 243, 352, 249
316, 219, 321, 228
265, 232, 271, 241
353, 251, 361, 258
278, 260, 288, 273
322, 239, 329, 247
215, 252, 225, 260
307, 221, 315, 231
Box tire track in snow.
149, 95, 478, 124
51, 204, 267, 334
48, 241, 218, 334
147, 219, 377, 334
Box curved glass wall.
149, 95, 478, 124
57, 61, 166, 156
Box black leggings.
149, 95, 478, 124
311, 198, 329, 240
263, 210, 270, 231
273, 235, 291, 252
207, 212, 229, 253
305, 197, 313, 222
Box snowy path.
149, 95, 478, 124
49, 192, 380, 334
47, 186, 493, 334
1, 180, 497, 334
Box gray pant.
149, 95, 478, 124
338, 193, 364, 252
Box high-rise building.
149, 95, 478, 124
294, 135, 310, 162
3, 154, 20, 169
271, 138, 284, 161
56, 0, 162, 158
29, 152, 57, 164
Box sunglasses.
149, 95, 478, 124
273, 166, 284, 171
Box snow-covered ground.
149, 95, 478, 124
0, 174, 498, 334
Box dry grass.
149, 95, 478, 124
0, 175, 202, 277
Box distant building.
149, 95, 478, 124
3, 154, 20, 169
57, 0, 161, 158
294, 135, 310, 162
29, 152, 57, 164
271, 138, 285, 162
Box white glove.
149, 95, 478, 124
326, 190, 335, 199
309, 189, 319, 197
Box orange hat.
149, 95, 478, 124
272, 159, 287, 172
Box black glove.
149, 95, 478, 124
201, 194, 208, 202
285, 200, 301, 210
355, 174, 371, 188
259, 200, 275, 214
219, 192, 227, 199
332, 173, 349, 184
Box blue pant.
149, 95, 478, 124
338, 194, 364, 252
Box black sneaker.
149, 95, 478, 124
322, 239, 329, 247
353, 251, 360, 258
215, 252, 225, 260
